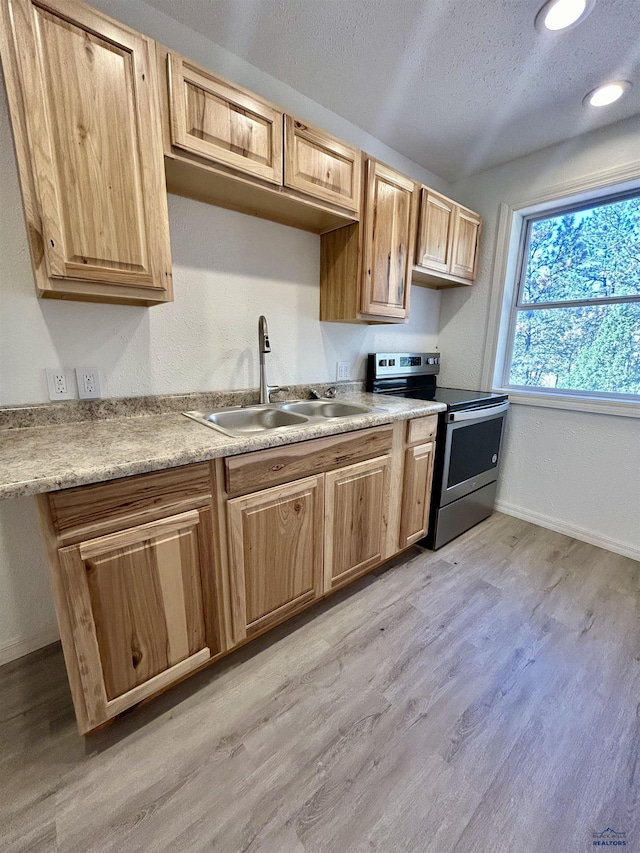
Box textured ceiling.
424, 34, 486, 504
144, 0, 640, 181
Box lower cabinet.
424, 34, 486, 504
39, 419, 438, 734
399, 441, 435, 548
226, 475, 324, 641
225, 454, 392, 635
56, 507, 216, 730
324, 455, 391, 590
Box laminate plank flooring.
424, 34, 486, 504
1, 513, 638, 852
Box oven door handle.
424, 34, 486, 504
449, 401, 509, 422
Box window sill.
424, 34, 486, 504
494, 388, 640, 419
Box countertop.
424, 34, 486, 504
0, 391, 445, 500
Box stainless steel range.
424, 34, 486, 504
367, 352, 509, 549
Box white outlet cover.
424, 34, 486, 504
45, 369, 76, 401
336, 361, 350, 381
76, 368, 102, 400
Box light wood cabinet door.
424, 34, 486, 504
57, 509, 215, 731
360, 160, 417, 319
399, 442, 435, 548
324, 455, 391, 590
167, 53, 283, 185
1, 0, 172, 304
227, 476, 324, 642
415, 189, 455, 273
413, 188, 481, 288
450, 206, 481, 280
284, 116, 361, 213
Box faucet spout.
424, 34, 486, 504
258, 315, 270, 354
258, 315, 278, 404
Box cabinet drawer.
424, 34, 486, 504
48, 463, 213, 544
225, 425, 393, 497
406, 415, 438, 445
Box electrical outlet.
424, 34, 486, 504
45, 369, 76, 401
336, 361, 350, 381
76, 368, 102, 400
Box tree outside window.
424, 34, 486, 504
506, 193, 640, 397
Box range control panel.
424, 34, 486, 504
368, 352, 441, 380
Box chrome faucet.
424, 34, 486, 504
258, 315, 280, 404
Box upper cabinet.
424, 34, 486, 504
450, 205, 482, 280
167, 53, 283, 185
0, 0, 173, 305
413, 188, 481, 288
320, 158, 417, 323
1, 0, 477, 309
284, 116, 361, 215
159, 48, 362, 234
361, 160, 417, 319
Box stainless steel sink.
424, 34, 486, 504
184, 405, 308, 437
279, 400, 373, 418
183, 398, 375, 438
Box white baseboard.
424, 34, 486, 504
0, 624, 60, 667
495, 500, 640, 562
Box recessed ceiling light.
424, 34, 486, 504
583, 81, 631, 107
535, 0, 595, 32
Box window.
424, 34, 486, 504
503, 191, 640, 399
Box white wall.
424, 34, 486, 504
439, 114, 640, 560
0, 3, 448, 661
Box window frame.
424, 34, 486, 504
486, 174, 640, 418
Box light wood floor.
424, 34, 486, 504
1, 513, 639, 853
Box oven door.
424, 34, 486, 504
439, 402, 508, 507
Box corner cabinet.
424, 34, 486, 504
412, 188, 481, 288
0, 0, 173, 305
320, 158, 418, 323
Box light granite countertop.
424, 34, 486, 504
0, 391, 445, 500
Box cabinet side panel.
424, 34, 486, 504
320, 222, 361, 321
35, 495, 91, 734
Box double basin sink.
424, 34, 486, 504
184, 399, 374, 438
184, 399, 373, 438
